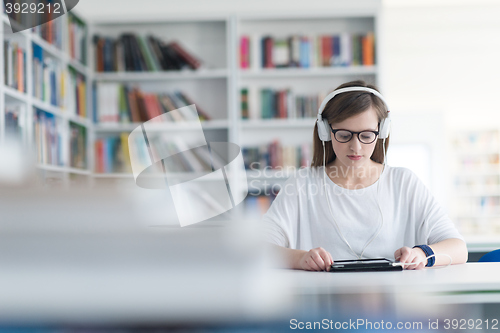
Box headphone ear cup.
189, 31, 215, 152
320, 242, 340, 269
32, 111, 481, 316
317, 120, 332, 142
379, 117, 391, 139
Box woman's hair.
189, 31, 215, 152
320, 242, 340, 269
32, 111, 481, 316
311, 80, 390, 167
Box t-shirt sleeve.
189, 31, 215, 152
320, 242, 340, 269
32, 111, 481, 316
405, 169, 464, 244
261, 176, 300, 248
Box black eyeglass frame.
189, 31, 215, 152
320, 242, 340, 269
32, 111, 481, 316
329, 125, 380, 144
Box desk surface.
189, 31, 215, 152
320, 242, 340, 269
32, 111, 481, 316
272, 263, 500, 295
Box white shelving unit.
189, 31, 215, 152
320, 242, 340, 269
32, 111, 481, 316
1, 4, 383, 196
1, 10, 92, 188
89, 15, 233, 187
450, 129, 500, 235
234, 9, 381, 195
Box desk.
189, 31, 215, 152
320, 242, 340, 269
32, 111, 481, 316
267, 263, 500, 330
274, 263, 500, 296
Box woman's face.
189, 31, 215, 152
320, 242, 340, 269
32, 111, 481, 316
330, 106, 379, 170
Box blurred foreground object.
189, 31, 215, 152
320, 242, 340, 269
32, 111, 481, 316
0, 187, 290, 327
0, 138, 34, 187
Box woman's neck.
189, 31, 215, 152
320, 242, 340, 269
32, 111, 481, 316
326, 160, 383, 188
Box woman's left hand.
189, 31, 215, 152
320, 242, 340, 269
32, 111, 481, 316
394, 246, 427, 270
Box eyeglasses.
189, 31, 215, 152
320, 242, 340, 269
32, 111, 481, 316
330, 126, 379, 144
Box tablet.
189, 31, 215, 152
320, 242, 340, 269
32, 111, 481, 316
330, 258, 402, 272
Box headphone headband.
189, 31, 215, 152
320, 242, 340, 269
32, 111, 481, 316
317, 86, 390, 118
316, 86, 391, 141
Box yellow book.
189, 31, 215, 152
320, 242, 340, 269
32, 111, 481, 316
120, 133, 132, 173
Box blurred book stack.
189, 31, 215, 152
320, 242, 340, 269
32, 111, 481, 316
4, 40, 26, 93
69, 123, 87, 169
95, 83, 210, 123
33, 43, 69, 108
34, 109, 63, 166
239, 32, 375, 69
93, 34, 202, 72
67, 13, 87, 64
241, 88, 322, 119
242, 141, 312, 170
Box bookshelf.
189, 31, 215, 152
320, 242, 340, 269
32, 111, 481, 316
451, 129, 500, 236
1, 5, 383, 210
235, 11, 381, 199
1, 9, 91, 187
88, 15, 234, 191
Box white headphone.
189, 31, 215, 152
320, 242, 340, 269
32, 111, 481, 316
316, 87, 391, 142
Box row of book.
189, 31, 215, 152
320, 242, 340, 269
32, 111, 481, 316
33, 43, 87, 117
69, 67, 87, 118
242, 141, 312, 170
94, 134, 130, 173
33, 43, 65, 107
4, 40, 26, 92
94, 34, 201, 72
32, 10, 63, 49
453, 130, 499, 152
69, 122, 86, 169
241, 88, 322, 119
34, 109, 63, 166
240, 33, 375, 69
95, 83, 210, 123
67, 12, 87, 65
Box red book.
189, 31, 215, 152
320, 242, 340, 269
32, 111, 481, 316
17, 48, 24, 92
143, 94, 157, 120
265, 37, 274, 68
278, 91, 286, 118
322, 36, 332, 66
240, 36, 249, 69
95, 140, 103, 173
169, 41, 201, 69
150, 95, 164, 119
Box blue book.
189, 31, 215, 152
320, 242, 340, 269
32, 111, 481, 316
332, 35, 340, 66
299, 37, 310, 68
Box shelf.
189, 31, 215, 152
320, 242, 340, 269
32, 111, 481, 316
68, 58, 88, 75
37, 164, 91, 175
32, 98, 67, 118
68, 115, 90, 127
241, 118, 316, 129
93, 69, 229, 82
94, 119, 229, 132
93, 172, 226, 181
3, 85, 28, 102
239, 66, 377, 79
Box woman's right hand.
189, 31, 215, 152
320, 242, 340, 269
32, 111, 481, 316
298, 247, 333, 271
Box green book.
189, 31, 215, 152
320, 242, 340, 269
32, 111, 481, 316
137, 35, 159, 71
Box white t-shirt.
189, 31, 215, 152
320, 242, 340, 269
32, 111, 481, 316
262, 165, 464, 260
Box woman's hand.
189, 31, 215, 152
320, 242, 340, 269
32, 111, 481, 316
394, 246, 427, 270
298, 247, 333, 271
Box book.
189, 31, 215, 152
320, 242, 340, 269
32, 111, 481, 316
69, 122, 87, 169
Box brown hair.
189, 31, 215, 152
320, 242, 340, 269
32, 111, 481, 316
311, 80, 389, 167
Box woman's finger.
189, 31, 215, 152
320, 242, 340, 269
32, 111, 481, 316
306, 256, 321, 271
310, 252, 326, 271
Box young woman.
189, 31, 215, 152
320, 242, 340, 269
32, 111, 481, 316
262, 80, 467, 271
